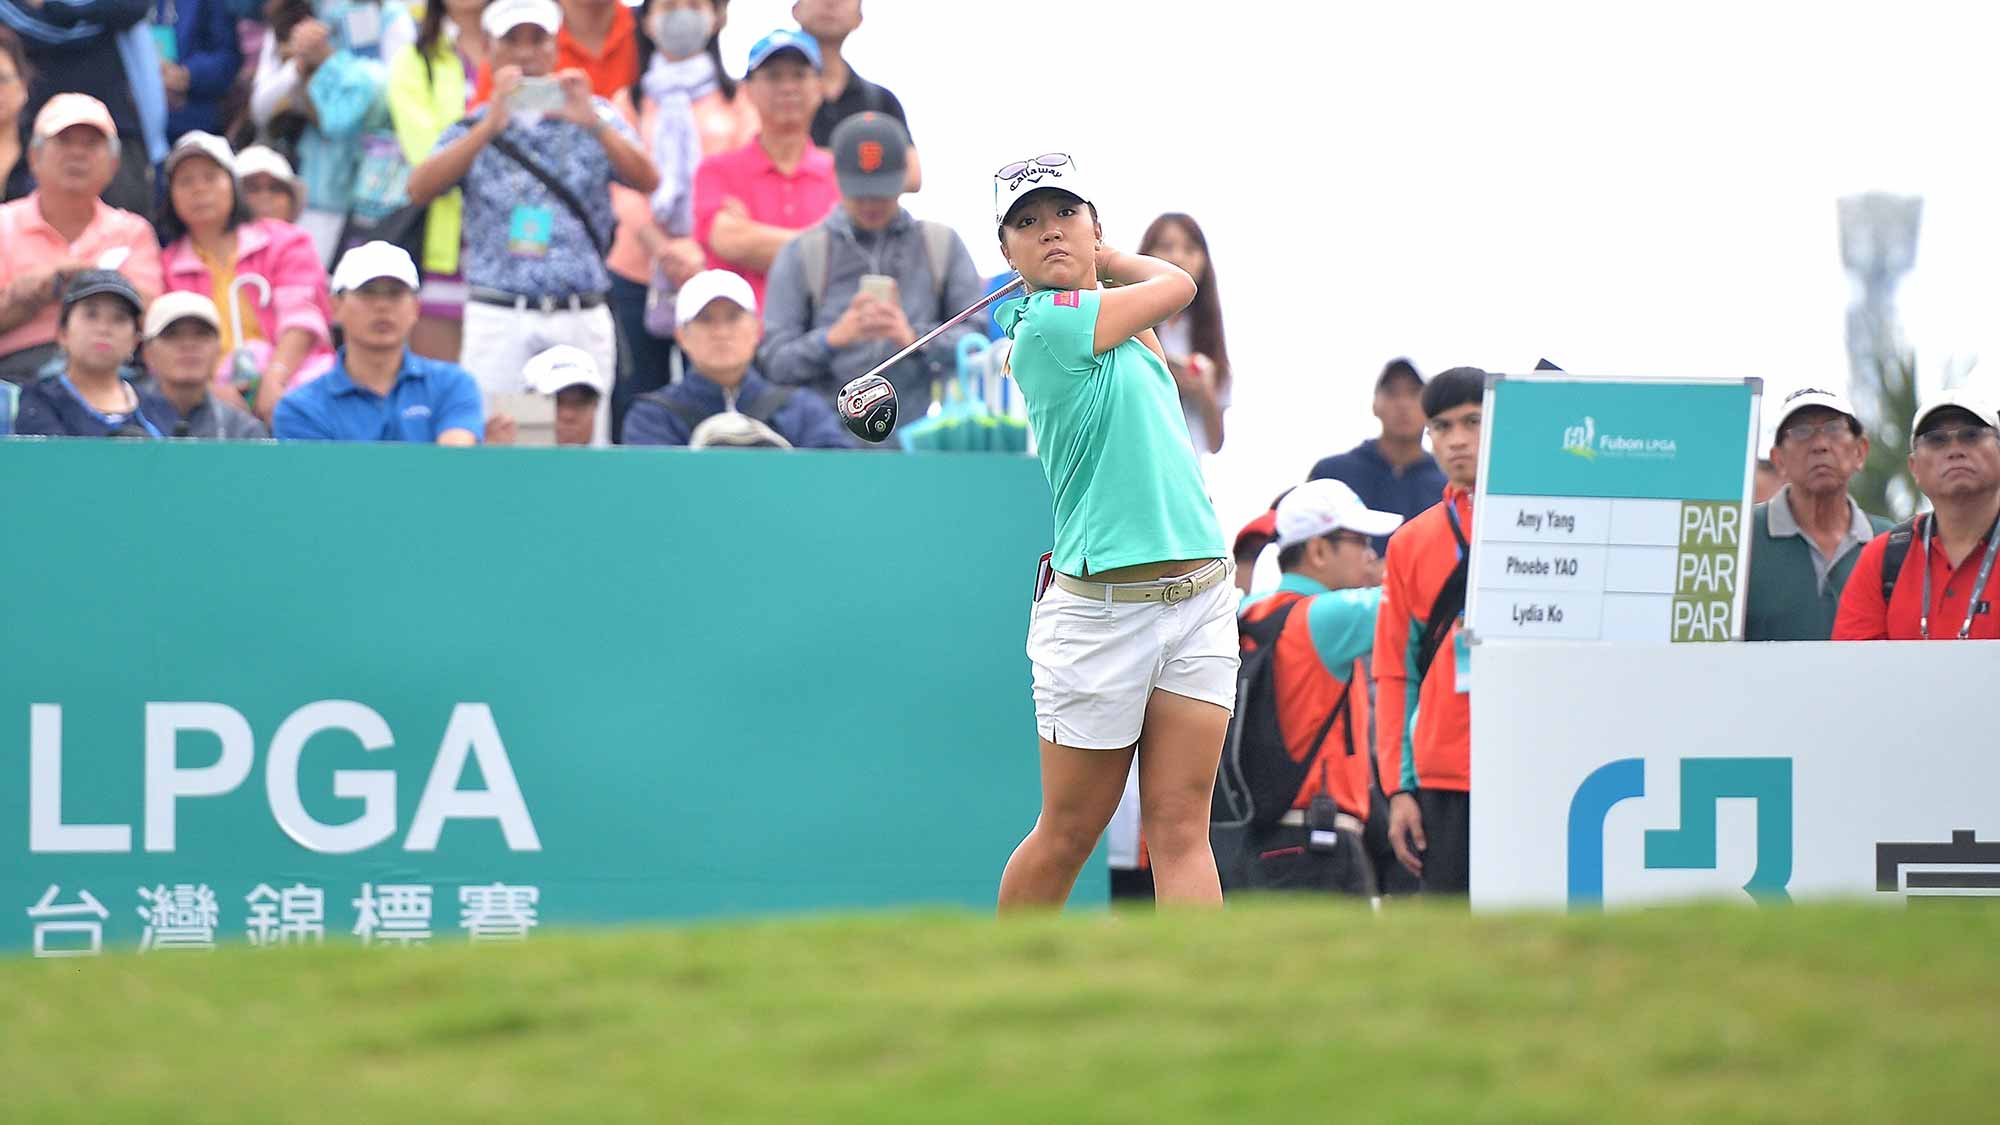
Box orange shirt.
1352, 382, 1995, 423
1242, 586, 1376, 820
1372, 485, 1473, 795
559, 4, 639, 98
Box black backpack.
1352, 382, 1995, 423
1212, 598, 1354, 835
1879, 516, 1919, 601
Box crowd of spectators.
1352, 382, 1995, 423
0, 0, 1055, 452
1, 0, 1994, 913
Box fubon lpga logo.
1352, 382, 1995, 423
1560, 415, 1678, 462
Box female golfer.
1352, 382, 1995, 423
991, 154, 1236, 910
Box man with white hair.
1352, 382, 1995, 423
0, 94, 162, 383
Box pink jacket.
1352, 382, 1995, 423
161, 218, 336, 389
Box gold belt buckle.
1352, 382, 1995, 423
1163, 578, 1194, 605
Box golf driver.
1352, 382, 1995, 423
837, 274, 1026, 443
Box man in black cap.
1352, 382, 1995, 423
757, 111, 982, 417
10, 269, 159, 437
1307, 358, 1447, 552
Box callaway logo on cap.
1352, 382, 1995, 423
993, 152, 1093, 227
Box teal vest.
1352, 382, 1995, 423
1743, 501, 1892, 641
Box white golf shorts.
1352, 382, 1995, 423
1026, 569, 1241, 750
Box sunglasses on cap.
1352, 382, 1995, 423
995, 152, 1075, 188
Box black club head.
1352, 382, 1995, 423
837, 373, 899, 444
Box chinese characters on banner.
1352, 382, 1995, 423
25, 882, 542, 957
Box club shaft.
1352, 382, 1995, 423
859, 275, 1026, 383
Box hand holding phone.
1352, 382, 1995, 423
509, 75, 565, 114
858, 274, 896, 304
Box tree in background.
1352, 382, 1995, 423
1838, 193, 1924, 519
1847, 346, 1918, 518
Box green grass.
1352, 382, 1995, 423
3, 900, 1993, 1124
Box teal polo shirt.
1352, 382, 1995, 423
996, 287, 1224, 576
272, 350, 485, 443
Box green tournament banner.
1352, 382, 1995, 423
0, 442, 1066, 957
1467, 376, 1761, 644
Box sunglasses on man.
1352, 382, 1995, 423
1914, 423, 1998, 452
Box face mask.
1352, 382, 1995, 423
648, 7, 712, 61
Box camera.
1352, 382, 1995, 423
1305, 794, 1342, 854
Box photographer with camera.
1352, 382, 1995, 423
405, 0, 659, 446
1214, 480, 1401, 897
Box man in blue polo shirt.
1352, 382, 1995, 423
272, 242, 485, 444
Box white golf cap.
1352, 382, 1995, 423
32, 93, 116, 142
164, 130, 235, 178
235, 145, 301, 195
675, 269, 756, 323
330, 240, 420, 293
523, 344, 609, 396
1911, 386, 2000, 442
1275, 479, 1404, 547
142, 291, 222, 341
993, 152, 1092, 228
483, 0, 562, 38
1771, 386, 1859, 435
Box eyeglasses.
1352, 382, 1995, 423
1326, 531, 1375, 551
1914, 424, 1999, 452
995, 153, 1074, 184
1779, 418, 1856, 445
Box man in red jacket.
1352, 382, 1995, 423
1834, 389, 2000, 640
1373, 366, 1487, 894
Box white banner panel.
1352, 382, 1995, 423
1469, 640, 2000, 910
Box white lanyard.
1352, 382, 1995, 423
1919, 512, 2000, 640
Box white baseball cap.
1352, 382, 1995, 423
1911, 386, 1999, 443
1771, 386, 1859, 437
143, 291, 222, 341
32, 93, 116, 142
1275, 479, 1404, 547
675, 269, 757, 324
523, 344, 609, 396
164, 131, 235, 178
330, 240, 420, 294
483, 0, 562, 38
993, 152, 1092, 228
235, 145, 301, 196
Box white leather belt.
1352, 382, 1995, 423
1052, 559, 1232, 605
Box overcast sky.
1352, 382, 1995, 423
720, 0, 2000, 528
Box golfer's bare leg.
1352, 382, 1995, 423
1136, 689, 1229, 906
998, 739, 1136, 912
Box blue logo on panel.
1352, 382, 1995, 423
1566, 757, 1793, 908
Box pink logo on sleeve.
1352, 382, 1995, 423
1053, 290, 1080, 308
